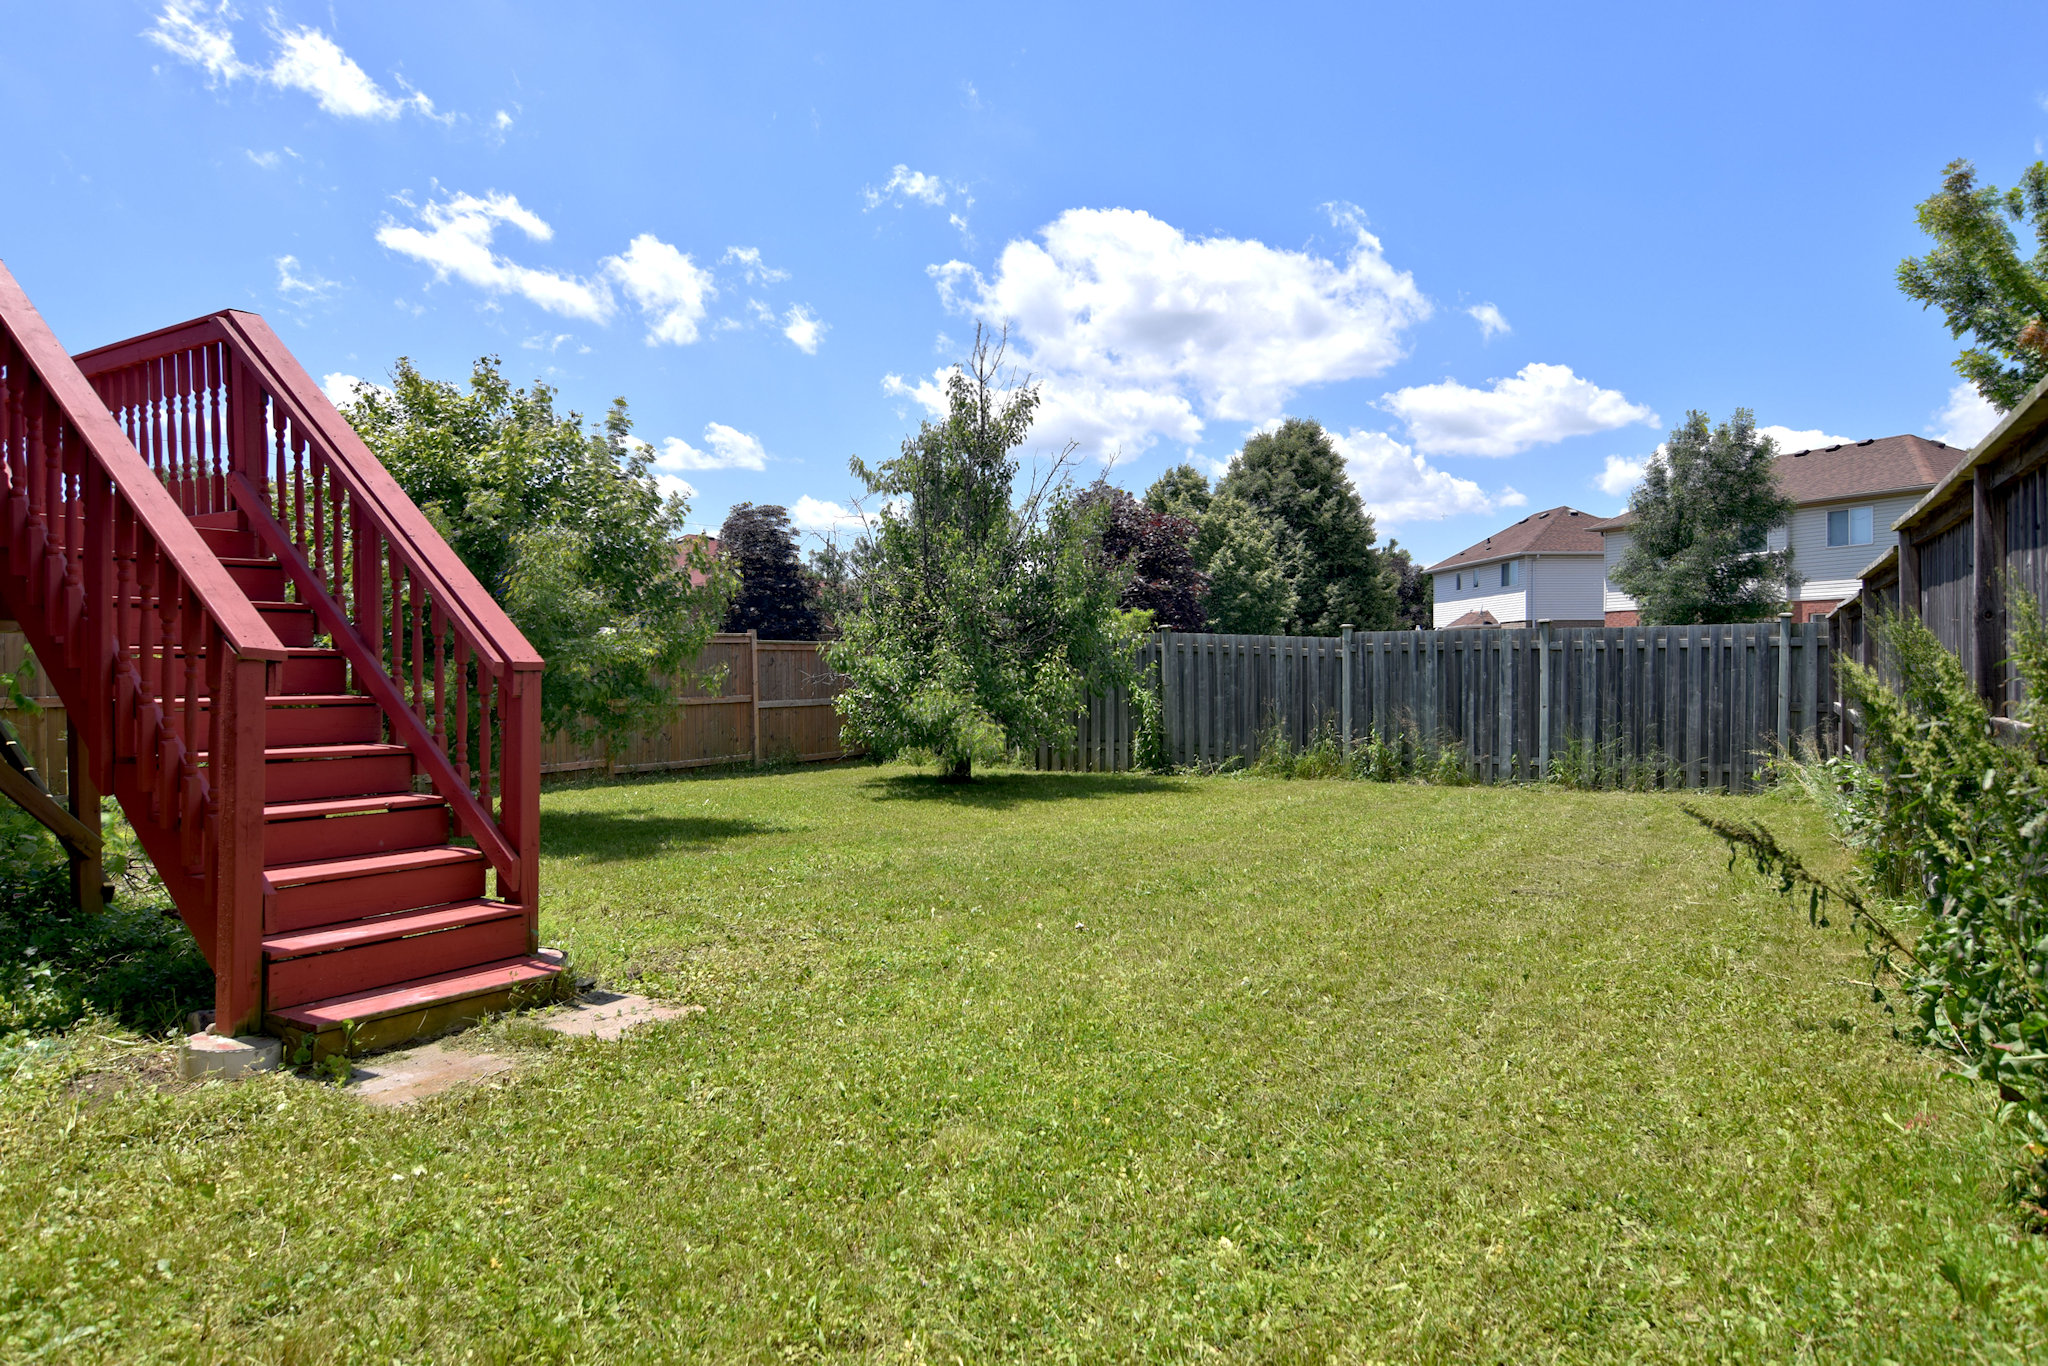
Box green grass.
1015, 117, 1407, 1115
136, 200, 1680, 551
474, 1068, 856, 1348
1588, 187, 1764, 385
3, 763, 2045, 1362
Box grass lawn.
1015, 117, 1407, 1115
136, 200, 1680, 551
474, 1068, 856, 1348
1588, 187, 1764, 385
3, 763, 2045, 1362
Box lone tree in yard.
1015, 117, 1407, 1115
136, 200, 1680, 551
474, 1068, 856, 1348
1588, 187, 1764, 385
1610, 409, 1797, 625
1899, 158, 2048, 412
825, 330, 1146, 781
719, 503, 823, 640
1216, 418, 1395, 633
339, 358, 735, 746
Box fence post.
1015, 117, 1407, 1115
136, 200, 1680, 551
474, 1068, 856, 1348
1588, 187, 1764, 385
1341, 624, 1354, 760
1776, 612, 1792, 762
1537, 619, 1551, 780
749, 630, 762, 765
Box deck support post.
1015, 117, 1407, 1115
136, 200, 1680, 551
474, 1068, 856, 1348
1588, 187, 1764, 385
65, 722, 105, 913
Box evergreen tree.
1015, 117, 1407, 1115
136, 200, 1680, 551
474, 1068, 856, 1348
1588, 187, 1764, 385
1382, 542, 1432, 629
1610, 409, 1798, 625
719, 503, 823, 640
1193, 494, 1293, 633
1144, 463, 1214, 520
1899, 158, 2048, 412
1215, 418, 1393, 632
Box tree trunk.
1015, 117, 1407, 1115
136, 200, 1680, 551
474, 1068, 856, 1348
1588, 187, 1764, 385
943, 757, 972, 783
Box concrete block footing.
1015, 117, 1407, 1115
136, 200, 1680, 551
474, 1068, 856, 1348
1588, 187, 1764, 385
179, 1032, 282, 1080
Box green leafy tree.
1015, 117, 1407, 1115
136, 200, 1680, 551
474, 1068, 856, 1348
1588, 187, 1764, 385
804, 540, 864, 639
1143, 463, 1213, 520
1216, 418, 1394, 633
1610, 409, 1796, 625
719, 503, 822, 640
1192, 494, 1293, 633
1382, 541, 1432, 630
1899, 158, 2048, 412
825, 332, 1146, 781
341, 357, 734, 746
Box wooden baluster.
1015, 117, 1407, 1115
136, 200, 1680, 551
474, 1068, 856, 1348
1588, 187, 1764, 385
156, 564, 181, 822
175, 349, 194, 513
291, 425, 305, 553
478, 665, 494, 818
410, 576, 425, 722
39, 395, 59, 627
62, 428, 85, 665
208, 344, 227, 514
181, 595, 205, 871
389, 558, 405, 694
310, 448, 325, 587
454, 637, 470, 787
114, 503, 139, 759
432, 602, 448, 755
136, 544, 161, 795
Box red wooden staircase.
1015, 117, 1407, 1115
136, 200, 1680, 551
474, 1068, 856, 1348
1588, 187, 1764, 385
0, 262, 562, 1056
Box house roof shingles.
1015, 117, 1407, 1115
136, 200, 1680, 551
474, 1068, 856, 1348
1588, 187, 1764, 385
1424, 506, 1604, 574
1585, 434, 1970, 532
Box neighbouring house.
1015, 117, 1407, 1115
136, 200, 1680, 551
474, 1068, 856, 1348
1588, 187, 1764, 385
1423, 507, 1607, 628
1592, 434, 1970, 626
676, 533, 720, 587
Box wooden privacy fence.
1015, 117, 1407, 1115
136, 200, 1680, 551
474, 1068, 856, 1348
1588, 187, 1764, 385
541, 632, 854, 777
1039, 620, 1838, 792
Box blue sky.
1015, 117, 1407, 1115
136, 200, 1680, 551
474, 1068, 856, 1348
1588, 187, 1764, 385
2, 2, 2042, 566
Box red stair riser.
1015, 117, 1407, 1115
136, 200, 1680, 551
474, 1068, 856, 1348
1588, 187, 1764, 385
225, 563, 286, 597
280, 656, 347, 693
265, 805, 449, 864
265, 753, 413, 803
265, 858, 487, 932
259, 607, 316, 647
264, 916, 530, 1010
265, 704, 381, 747
194, 526, 262, 557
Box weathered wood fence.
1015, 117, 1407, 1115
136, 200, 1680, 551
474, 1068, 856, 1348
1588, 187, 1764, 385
1039, 620, 1837, 792
540, 632, 855, 777
0, 628, 71, 798
0, 629, 853, 796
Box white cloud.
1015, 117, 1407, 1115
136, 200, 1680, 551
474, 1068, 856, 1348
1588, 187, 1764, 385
781, 305, 826, 354
790, 495, 867, 534
144, 1, 242, 83
274, 254, 337, 300
922, 204, 1430, 458
655, 424, 770, 472
1758, 423, 1857, 453
882, 369, 950, 418
603, 234, 715, 345
722, 246, 789, 285
146, 4, 439, 121
864, 165, 957, 210
1466, 302, 1510, 340
268, 25, 437, 120
654, 474, 698, 502
377, 191, 615, 323
245, 148, 283, 170
1930, 382, 2000, 448
1326, 427, 1502, 524
1499, 487, 1528, 508
319, 372, 389, 408
1381, 362, 1657, 457
493, 109, 513, 131
1595, 453, 1650, 498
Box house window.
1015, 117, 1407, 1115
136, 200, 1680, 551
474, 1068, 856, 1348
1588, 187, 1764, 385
1499, 560, 1520, 588
1827, 507, 1874, 547
1454, 572, 1463, 590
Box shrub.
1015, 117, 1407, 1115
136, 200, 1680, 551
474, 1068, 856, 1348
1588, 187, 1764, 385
1693, 596, 2048, 1198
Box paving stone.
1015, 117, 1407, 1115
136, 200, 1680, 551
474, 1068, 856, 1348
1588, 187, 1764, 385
541, 990, 703, 1041
346, 1040, 516, 1108
179, 1033, 281, 1080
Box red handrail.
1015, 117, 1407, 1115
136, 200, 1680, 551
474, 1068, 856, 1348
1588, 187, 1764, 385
0, 260, 285, 1034
75, 309, 545, 926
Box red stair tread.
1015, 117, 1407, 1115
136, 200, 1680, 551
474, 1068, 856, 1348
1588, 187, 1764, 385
268, 955, 560, 1028
265, 793, 446, 821
265, 844, 480, 888
264, 742, 410, 761
266, 694, 377, 707
263, 898, 521, 958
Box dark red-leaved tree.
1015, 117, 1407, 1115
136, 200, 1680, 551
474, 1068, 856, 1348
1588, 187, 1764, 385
1084, 482, 1208, 631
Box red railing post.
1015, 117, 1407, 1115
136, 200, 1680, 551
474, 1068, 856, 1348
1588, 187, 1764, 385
213, 652, 269, 1034
500, 666, 543, 950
